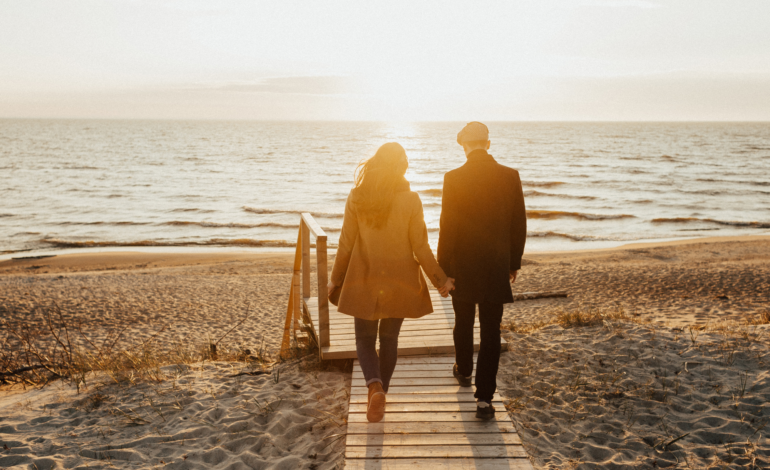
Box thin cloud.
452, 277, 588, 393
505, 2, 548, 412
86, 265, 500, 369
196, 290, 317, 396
207, 77, 356, 95
579, 0, 661, 8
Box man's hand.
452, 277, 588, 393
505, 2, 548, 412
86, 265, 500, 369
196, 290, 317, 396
438, 277, 455, 297
327, 281, 336, 297
510, 270, 519, 284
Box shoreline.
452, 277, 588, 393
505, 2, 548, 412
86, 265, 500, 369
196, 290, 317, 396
3, 233, 770, 269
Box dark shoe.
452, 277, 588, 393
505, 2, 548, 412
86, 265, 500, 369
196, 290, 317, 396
476, 401, 495, 420
453, 364, 472, 387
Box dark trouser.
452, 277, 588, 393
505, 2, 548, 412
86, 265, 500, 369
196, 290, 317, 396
452, 298, 504, 402
354, 317, 404, 393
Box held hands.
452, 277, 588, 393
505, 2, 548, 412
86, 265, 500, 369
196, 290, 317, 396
510, 270, 519, 284
438, 277, 455, 298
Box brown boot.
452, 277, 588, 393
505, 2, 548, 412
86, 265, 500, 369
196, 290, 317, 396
366, 382, 386, 423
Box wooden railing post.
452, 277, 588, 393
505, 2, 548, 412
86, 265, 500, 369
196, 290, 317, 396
316, 237, 330, 348
301, 220, 310, 299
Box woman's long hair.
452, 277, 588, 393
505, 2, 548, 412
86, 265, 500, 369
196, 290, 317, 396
353, 142, 409, 229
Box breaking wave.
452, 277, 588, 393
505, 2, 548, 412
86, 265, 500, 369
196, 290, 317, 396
522, 181, 566, 188
523, 190, 597, 200
418, 188, 443, 197
163, 220, 342, 232
56, 221, 151, 226
527, 210, 635, 220
39, 238, 333, 249
651, 217, 770, 229
527, 231, 611, 241
242, 206, 344, 219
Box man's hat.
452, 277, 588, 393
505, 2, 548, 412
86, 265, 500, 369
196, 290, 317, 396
457, 121, 489, 145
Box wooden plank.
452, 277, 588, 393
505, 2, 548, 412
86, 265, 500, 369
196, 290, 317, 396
321, 342, 506, 360
348, 402, 503, 413
329, 324, 465, 337
330, 333, 482, 347
349, 393, 501, 404
301, 212, 327, 238
347, 412, 508, 423
328, 322, 459, 335
301, 219, 310, 299
352, 377, 475, 387
353, 370, 457, 379
309, 317, 453, 328
316, 237, 330, 349
351, 385, 495, 395
376, 356, 462, 364
344, 433, 521, 446
346, 421, 517, 434
293, 271, 301, 335
343, 458, 532, 470
280, 229, 303, 355
353, 364, 457, 374
346, 445, 528, 459
353, 370, 462, 379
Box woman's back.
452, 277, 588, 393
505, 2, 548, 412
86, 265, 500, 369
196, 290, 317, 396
331, 180, 447, 320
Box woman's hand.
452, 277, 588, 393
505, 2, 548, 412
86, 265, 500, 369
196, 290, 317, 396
327, 281, 337, 297
438, 277, 455, 297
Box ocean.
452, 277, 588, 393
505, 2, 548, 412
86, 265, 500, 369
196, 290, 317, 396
2, 120, 769, 257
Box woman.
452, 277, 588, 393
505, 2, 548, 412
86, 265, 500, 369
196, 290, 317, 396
327, 142, 454, 423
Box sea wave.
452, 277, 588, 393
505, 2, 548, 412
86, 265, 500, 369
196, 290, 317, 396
522, 181, 566, 188
171, 208, 216, 213
0, 213, 15, 218
523, 190, 597, 200
697, 178, 770, 187
527, 210, 635, 220
418, 188, 443, 197
651, 217, 770, 229
242, 206, 344, 219
527, 231, 610, 241
57, 221, 151, 226
39, 238, 334, 249
164, 220, 341, 232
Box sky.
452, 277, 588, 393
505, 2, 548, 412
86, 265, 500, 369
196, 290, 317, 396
1, 0, 769, 121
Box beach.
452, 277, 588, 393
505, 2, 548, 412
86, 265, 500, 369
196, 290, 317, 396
2, 235, 769, 468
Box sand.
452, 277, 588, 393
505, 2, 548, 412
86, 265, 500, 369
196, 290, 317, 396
2, 235, 770, 468
0, 359, 350, 470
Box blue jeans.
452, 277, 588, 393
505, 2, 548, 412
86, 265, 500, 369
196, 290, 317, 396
354, 317, 404, 393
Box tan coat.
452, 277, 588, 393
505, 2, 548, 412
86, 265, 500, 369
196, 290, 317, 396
330, 180, 448, 321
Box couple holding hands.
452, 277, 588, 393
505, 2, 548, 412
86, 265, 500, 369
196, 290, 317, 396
327, 122, 527, 423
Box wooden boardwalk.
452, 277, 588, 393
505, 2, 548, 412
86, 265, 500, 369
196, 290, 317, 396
306, 291, 506, 360
282, 214, 534, 468
344, 355, 534, 469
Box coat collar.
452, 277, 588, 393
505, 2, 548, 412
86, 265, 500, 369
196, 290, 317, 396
466, 149, 496, 164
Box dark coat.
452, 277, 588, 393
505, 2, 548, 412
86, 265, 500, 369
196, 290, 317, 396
437, 150, 527, 304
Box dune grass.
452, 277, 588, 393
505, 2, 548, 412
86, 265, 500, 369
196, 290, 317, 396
0, 302, 309, 391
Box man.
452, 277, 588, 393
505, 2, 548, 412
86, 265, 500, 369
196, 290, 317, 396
438, 121, 527, 420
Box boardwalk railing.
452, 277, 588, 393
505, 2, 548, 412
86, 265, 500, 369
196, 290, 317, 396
280, 213, 330, 357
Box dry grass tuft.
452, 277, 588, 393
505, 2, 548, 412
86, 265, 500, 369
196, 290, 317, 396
746, 309, 770, 326
1, 302, 306, 391
505, 305, 645, 334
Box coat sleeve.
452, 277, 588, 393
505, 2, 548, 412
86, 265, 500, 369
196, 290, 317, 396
330, 192, 359, 286
409, 193, 448, 289
437, 173, 456, 277
510, 170, 527, 271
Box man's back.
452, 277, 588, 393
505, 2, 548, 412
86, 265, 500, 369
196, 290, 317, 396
438, 149, 527, 304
